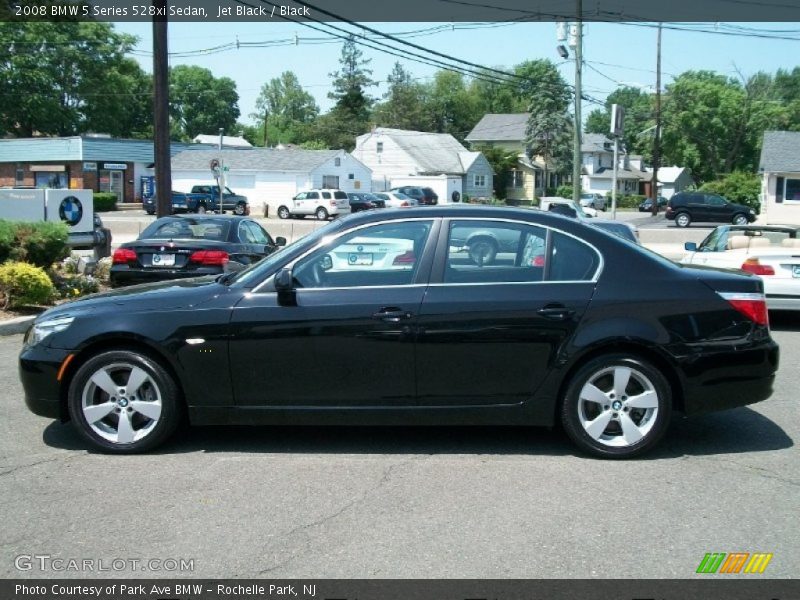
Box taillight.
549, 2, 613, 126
330, 200, 337, 207
531, 255, 545, 267
189, 250, 229, 266
392, 250, 416, 265
112, 248, 137, 264
741, 258, 775, 276
400, 201, 409, 207
719, 292, 769, 327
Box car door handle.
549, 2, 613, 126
373, 308, 412, 323
537, 305, 575, 320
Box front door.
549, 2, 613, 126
228, 219, 437, 407
416, 219, 597, 406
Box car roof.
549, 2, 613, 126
167, 214, 250, 222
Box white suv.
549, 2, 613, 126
277, 189, 351, 220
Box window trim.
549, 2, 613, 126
474, 174, 486, 188
782, 176, 800, 203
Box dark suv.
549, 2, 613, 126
665, 192, 756, 228
391, 186, 438, 205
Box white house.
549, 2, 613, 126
758, 130, 800, 225
352, 127, 493, 202
171, 148, 372, 215
655, 166, 693, 199
581, 134, 648, 196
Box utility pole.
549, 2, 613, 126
263, 111, 269, 148
218, 128, 225, 214
572, 1, 583, 205
152, 0, 171, 218
651, 22, 662, 216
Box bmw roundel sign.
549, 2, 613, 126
58, 196, 83, 226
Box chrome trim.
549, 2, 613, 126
427, 281, 597, 287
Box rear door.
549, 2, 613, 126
333, 190, 350, 213
416, 218, 598, 406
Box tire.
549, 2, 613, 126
146, 210, 155, 216
467, 236, 498, 266
234, 202, 246, 216
67, 350, 182, 454
277, 206, 290, 220
561, 354, 672, 459
674, 212, 691, 227
732, 213, 749, 225
196, 204, 207, 214
315, 207, 329, 220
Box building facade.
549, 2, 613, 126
758, 130, 800, 226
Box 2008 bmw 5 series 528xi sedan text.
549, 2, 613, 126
19, 206, 779, 458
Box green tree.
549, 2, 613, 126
699, 171, 761, 211
169, 65, 240, 140
425, 70, 481, 140
514, 60, 572, 113
253, 71, 319, 146
475, 145, 519, 199
469, 68, 523, 115
0, 22, 149, 137
584, 86, 653, 159
372, 62, 430, 131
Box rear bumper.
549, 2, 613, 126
110, 266, 222, 286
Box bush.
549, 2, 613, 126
0, 262, 55, 308
699, 172, 761, 212
93, 192, 118, 212
555, 185, 574, 199
50, 273, 100, 300
8, 222, 70, 269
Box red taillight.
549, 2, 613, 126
720, 292, 769, 327
392, 250, 416, 265
112, 248, 137, 264
741, 258, 775, 276
400, 201, 410, 207
531, 255, 545, 267
189, 250, 229, 266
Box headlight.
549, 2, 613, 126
25, 315, 75, 346
749, 208, 755, 214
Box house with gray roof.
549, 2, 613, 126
171, 147, 372, 215
351, 128, 493, 200
758, 131, 800, 225
580, 133, 649, 197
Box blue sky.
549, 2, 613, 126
116, 21, 800, 129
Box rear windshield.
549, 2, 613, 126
140, 218, 231, 241
334, 191, 348, 199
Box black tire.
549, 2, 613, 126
732, 213, 749, 225
146, 210, 155, 216
234, 202, 246, 216
560, 354, 672, 459
67, 350, 182, 454
467, 236, 498, 266
277, 206, 290, 220
196, 204, 207, 214
674, 212, 691, 227
315, 207, 329, 220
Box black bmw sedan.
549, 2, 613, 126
20, 206, 779, 458
110, 215, 285, 287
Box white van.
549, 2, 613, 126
277, 189, 351, 220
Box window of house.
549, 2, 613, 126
376, 142, 383, 154
322, 175, 339, 189
334, 157, 341, 167
474, 174, 486, 188
15, 164, 24, 186
785, 178, 800, 202
509, 170, 523, 188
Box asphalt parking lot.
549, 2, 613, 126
1, 313, 798, 579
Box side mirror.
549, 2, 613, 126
275, 236, 287, 247
274, 268, 293, 292
684, 242, 697, 251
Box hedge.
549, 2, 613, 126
0, 262, 55, 308
0, 220, 70, 268
93, 192, 118, 212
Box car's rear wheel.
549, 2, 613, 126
277, 206, 290, 219
67, 350, 181, 453
675, 212, 691, 227
467, 237, 498, 266
316, 207, 329, 220
732, 213, 749, 225
196, 204, 207, 214
234, 202, 246, 216
561, 354, 671, 459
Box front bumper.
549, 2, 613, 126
19, 343, 70, 420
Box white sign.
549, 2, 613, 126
102, 163, 127, 170
83, 162, 97, 172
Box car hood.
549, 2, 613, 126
35, 277, 223, 322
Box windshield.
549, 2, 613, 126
140, 217, 230, 241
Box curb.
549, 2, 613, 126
0, 315, 36, 336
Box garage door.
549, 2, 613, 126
254, 174, 298, 216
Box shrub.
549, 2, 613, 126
93, 192, 118, 212
94, 257, 112, 282
556, 185, 574, 199
0, 262, 55, 308
50, 273, 100, 300
0, 221, 16, 263
10, 221, 70, 269
699, 171, 761, 212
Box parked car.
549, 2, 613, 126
540, 197, 598, 218
277, 189, 350, 220
109, 215, 284, 287
681, 224, 800, 311
348, 192, 385, 213
665, 192, 756, 227
391, 186, 438, 205
539, 198, 638, 243
638, 196, 668, 213
372, 191, 417, 208
144, 191, 213, 216
189, 185, 250, 215
580, 192, 607, 211
21, 206, 778, 458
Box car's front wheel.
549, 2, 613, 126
674, 212, 691, 227
196, 204, 207, 214
234, 202, 247, 216
277, 206, 290, 219
467, 237, 498, 266
316, 207, 329, 220
732, 213, 749, 225
561, 354, 671, 459
67, 350, 182, 453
